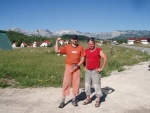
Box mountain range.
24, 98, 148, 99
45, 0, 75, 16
7, 28, 150, 39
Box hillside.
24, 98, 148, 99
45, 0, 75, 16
7, 28, 150, 39
5, 31, 89, 47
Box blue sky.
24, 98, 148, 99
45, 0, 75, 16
0, 0, 150, 32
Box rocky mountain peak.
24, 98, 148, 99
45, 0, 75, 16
7, 28, 150, 39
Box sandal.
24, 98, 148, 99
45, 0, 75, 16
83, 99, 91, 105
95, 101, 100, 107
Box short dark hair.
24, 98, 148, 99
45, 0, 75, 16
71, 35, 78, 40
88, 37, 95, 43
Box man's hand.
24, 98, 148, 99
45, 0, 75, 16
71, 65, 79, 72
56, 37, 61, 42
55, 37, 62, 53
96, 68, 103, 73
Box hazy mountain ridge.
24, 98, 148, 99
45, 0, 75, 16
7, 28, 150, 39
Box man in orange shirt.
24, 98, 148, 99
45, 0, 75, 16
55, 35, 85, 108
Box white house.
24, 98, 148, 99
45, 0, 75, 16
40, 40, 51, 47
40, 42, 48, 47
12, 42, 16, 48
128, 38, 135, 45
139, 38, 148, 44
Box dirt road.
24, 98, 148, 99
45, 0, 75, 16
0, 61, 150, 113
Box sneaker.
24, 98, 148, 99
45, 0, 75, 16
59, 102, 65, 108
72, 99, 78, 106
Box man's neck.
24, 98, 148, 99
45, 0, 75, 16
90, 47, 96, 52
71, 43, 78, 47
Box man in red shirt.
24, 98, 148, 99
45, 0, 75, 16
55, 35, 85, 108
83, 37, 107, 107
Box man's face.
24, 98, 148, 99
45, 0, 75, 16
71, 38, 78, 45
88, 41, 95, 50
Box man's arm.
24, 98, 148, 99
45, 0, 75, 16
82, 56, 87, 71
55, 37, 61, 53
99, 50, 107, 71
71, 57, 85, 72
77, 57, 85, 67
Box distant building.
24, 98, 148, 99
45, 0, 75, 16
59, 39, 64, 46
128, 38, 149, 45
128, 38, 135, 45
33, 42, 37, 47
40, 40, 51, 47
33, 41, 41, 47
139, 38, 149, 44
12, 42, 16, 48
112, 40, 119, 45
20, 42, 28, 47
64, 40, 69, 45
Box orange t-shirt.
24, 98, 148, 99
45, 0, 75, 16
60, 44, 85, 65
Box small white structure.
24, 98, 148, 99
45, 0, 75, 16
20, 42, 27, 47
33, 41, 37, 47
100, 40, 103, 44
64, 40, 69, 45
12, 42, 16, 48
40, 42, 48, 47
59, 39, 64, 46
128, 38, 135, 45
113, 41, 119, 45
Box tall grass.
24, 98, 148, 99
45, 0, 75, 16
102, 44, 150, 75
0, 43, 149, 88
0, 47, 65, 87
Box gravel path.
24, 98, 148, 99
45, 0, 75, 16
0, 61, 150, 113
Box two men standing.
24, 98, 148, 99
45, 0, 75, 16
55, 36, 107, 108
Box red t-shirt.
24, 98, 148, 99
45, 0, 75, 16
60, 44, 85, 65
85, 48, 101, 70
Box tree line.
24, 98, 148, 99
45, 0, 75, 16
5, 31, 89, 47
6, 31, 51, 47
6, 31, 138, 46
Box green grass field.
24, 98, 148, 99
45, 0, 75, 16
0, 43, 149, 88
